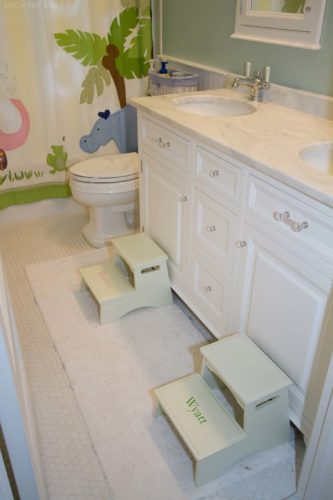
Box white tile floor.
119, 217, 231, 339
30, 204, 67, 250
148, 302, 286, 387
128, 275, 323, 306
0, 212, 305, 499
0, 213, 111, 499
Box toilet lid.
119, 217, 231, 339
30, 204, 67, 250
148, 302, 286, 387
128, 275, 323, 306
70, 153, 139, 182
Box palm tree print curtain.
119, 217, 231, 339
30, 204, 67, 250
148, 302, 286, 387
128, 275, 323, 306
0, 0, 151, 210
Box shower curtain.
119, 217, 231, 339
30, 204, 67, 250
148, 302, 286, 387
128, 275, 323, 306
0, 0, 151, 210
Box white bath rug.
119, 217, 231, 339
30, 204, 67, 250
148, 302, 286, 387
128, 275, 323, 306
26, 249, 297, 500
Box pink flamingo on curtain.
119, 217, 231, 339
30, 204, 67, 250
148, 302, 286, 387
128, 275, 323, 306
0, 99, 30, 150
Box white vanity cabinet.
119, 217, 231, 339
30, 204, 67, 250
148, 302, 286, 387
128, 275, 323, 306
137, 112, 333, 436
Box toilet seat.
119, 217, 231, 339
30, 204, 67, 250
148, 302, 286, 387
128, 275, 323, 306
70, 153, 139, 184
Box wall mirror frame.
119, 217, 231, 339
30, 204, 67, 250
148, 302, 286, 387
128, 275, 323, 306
231, 0, 327, 50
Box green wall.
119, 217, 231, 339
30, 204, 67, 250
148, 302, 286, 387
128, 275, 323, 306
162, 0, 333, 97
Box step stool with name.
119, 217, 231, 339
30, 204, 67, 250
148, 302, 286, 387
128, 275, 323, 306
154, 333, 292, 486
80, 233, 173, 323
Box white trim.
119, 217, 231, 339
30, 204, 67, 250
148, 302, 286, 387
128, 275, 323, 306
297, 352, 333, 499
233, 0, 327, 50
151, 0, 163, 58
230, 32, 321, 50
159, 0, 163, 55
0, 256, 47, 499
156, 54, 228, 76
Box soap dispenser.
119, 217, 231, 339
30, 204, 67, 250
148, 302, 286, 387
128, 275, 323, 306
159, 61, 168, 75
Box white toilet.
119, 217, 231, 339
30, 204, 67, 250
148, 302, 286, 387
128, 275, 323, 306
70, 153, 139, 248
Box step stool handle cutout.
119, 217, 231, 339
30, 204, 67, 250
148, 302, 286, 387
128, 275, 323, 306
141, 265, 161, 274
255, 395, 280, 411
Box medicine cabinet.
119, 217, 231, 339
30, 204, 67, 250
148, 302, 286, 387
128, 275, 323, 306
232, 0, 327, 49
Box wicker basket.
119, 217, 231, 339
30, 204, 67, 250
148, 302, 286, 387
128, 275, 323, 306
147, 69, 198, 96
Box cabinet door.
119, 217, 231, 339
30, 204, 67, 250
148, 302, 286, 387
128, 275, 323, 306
192, 187, 241, 278
188, 250, 231, 337
141, 154, 190, 287
236, 223, 332, 430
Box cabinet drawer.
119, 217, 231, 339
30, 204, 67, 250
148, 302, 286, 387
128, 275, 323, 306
246, 176, 333, 266
195, 146, 242, 209
140, 117, 191, 173
192, 188, 241, 277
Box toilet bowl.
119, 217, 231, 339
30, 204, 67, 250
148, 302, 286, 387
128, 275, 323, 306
70, 153, 139, 248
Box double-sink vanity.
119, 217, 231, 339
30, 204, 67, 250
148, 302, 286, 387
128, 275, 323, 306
130, 88, 333, 438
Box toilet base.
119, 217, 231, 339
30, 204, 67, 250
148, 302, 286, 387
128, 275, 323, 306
83, 205, 139, 248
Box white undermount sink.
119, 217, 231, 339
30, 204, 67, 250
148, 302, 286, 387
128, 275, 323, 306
173, 95, 257, 117
299, 143, 333, 175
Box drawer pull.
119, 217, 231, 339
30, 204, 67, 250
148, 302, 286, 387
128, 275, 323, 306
179, 195, 188, 202
273, 211, 309, 233
156, 137, 171, 149
236, 240, 247, 248
206, 225, 216, 233
203, 286, 212, 292
209, 169, 220, 177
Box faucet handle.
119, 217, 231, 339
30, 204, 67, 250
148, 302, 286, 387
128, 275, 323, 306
263, 66, 270, 83
244, 61, 251, 78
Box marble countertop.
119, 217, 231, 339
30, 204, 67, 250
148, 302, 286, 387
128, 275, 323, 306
130, 89, 333, 209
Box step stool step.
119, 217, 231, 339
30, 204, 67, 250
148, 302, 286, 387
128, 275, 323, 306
80, 261, 135, 304
155, 373, 246, 461
200, 333, 292, 407
112, 233, 168, 272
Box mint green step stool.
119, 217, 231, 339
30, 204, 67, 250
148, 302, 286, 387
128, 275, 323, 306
154, 333, 292, 486
80, 233, 173, 323
155, 373, 247, 487
200, 334, 292, 454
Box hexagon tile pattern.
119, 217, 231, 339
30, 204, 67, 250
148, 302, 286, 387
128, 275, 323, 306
0, 213, 112, 500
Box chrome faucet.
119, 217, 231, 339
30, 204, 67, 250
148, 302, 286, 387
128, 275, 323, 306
232, 66, 270, 102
